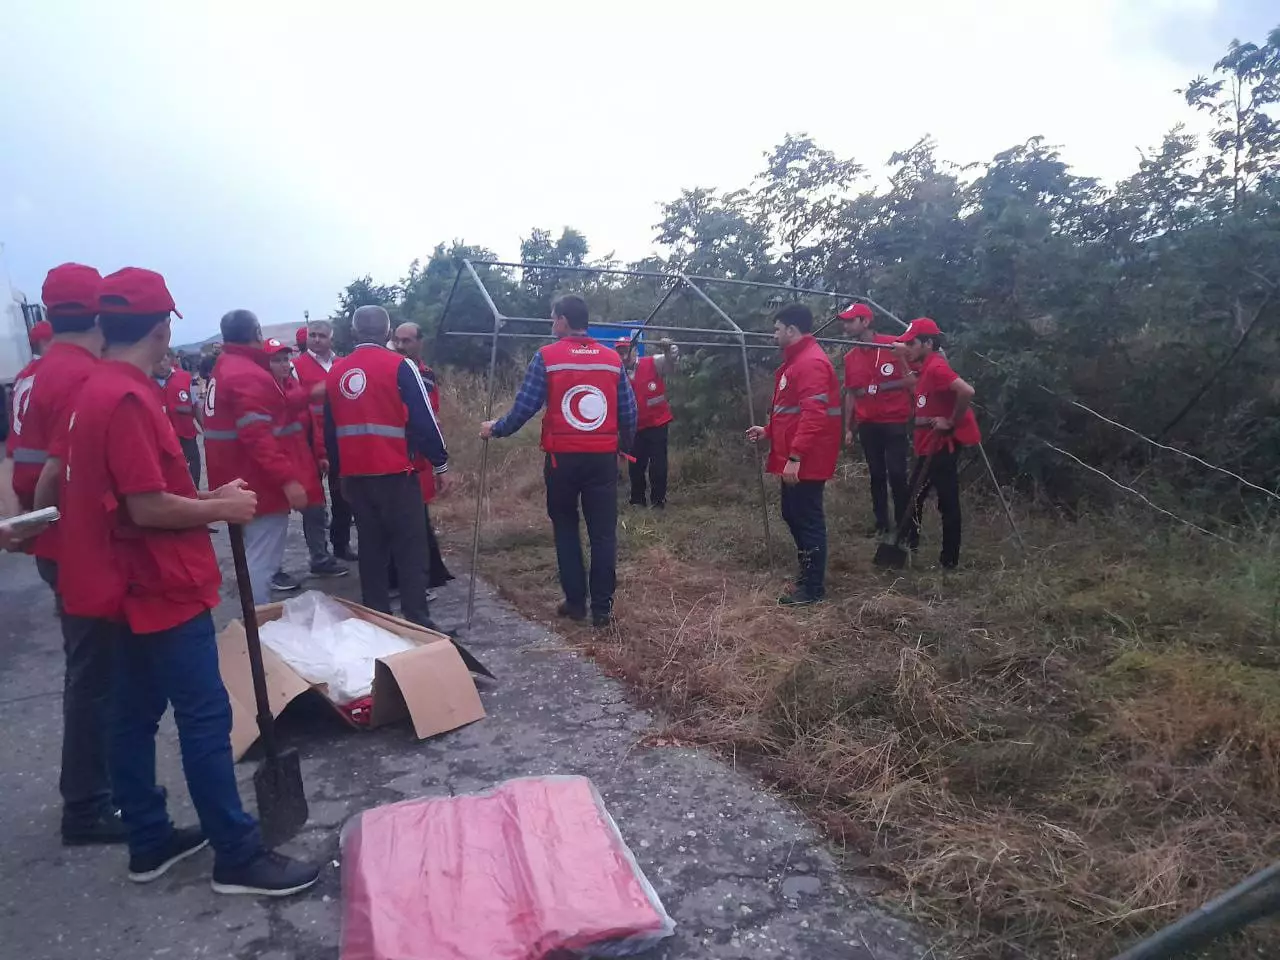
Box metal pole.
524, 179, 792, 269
976, 443, 1024, 551
628, 278, 684, 345
1111, 863, 1280, 960
444, 330, 895, 352
679, 274, 773, 565
474, 259, 676, 282
430, 264, 466, 354
462, 260, 506, 632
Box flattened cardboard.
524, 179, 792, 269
216, 598, 485, 760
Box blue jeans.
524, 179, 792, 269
111, 611, 261, 868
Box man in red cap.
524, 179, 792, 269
746, 304, 841, 605
616, 334, 679, 509
15, 263, 126, 845
57, 267, 318, 895
153, 348, 202, 486
893, 318, 980, 569
204, 310, 309, 604
265, 337, 347, 582
839, 302, 913, 536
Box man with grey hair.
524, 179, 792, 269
325, 305, 450, 627
294, 318, 355, 561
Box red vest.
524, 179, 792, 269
161, 369, 198, 439
5, 356, 39, 459
327, 346, 413, 476
630, 355, 673, 430
538, 337, 622, 454
292, 350, 332, 426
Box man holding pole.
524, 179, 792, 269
616, 335, 679, 509
893, 318, 980, 569
839, 303, 913, 536
481, 294, 637, 628
57, 266, 318, 895
746, 304, 841, 605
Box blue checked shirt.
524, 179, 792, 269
492, 351, 638, 451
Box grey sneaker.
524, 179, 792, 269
270, 571, 303, 593
308, 557, 349, 578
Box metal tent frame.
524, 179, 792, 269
438, 259, 908, 629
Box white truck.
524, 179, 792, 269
1, 286, 41, 386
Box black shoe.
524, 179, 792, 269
333, 547, 359, 562
592, 612, 614, 629
62, 809, 128, 846
556, 602, 587, 622
308, 557, 349, 578
128, 827, 209, 883
778, 591, 823, 607
211, 850, 320, 897
270, 571, 302, 593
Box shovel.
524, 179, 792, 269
873, 453, 934, 569
229, 524, 309, 847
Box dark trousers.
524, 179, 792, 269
779, 480, 828, 599
545, 452, 618, 616
388, 505, 454, 591
628, 424, 670, 506
327, 451, 353, 554
857, 421, 909, 532
179, 435, 202, 489
111, 611, 260, 868
906, 448, 963, 568
347, 473, 431, 626
36, 558, 118, 833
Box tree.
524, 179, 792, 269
331, 276, 401, 352
1181, 27, 1280, 211
754, 133, 863, 288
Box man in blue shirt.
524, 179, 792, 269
482, 295, 637, 627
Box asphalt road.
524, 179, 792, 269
0, 518, 931, 959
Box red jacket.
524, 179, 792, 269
280, 377, 325, 506
292, 349, 333, 435
59, 361, 221, 631
5, 356, 39, 459
539, 337, 622, 454
12, 341, 101, 560
912, 352, 981, 456
159, 369, 199, 440
765, 335, 841, 481
630, 355, 673, 430
843, 334, 912, 425
328, 346, 415, 477
204, 344, 300, 515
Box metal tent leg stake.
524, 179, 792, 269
461, 260, 506, 632
976, 442, 1024, 551
740, 333, 773, 566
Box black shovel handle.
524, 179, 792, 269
228, 524, 280, 763
890, 453, 935, 548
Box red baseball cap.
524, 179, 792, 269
894, 317, 942, 342
615, 337, 632, 349
263, 338, 292, 356
42, 263, 102, 316
28, 320, 54, 348
98, 267, 183, 318
838, 302, 873, 321
295, 326, 309, 347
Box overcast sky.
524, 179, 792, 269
0, 0, 1274, 342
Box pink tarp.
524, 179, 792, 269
341, 776, 675, 959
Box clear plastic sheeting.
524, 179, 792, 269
258, 590, 414, 704
340, 776, 676, 960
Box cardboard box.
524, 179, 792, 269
216, 598, 486, 760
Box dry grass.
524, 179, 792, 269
433, 370, 1280, 959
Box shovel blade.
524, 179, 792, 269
253, 747, 309, 847
437, 630, 495, 680
873, 541, 910, 569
